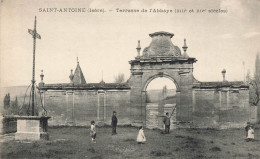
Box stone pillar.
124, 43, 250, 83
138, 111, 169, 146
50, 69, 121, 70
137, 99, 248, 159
227, 89, 230, 108
177, 72, 193, 128
175, 91, 181, 120
219, 91, 222, 122
66, 91, 69, 123
192, 90, 196, 111
129, 73, 143, 125
179, 89, 193, 121
41, 90, 45, 107
66, 90, 74, 125
97, 90, 105, 122
192, 89, 196, 123
141, 91, 147, 125
39, 90, 46, 116
97, 91, 100, 121
104, 91, 106, 121
72, 91, 75, 124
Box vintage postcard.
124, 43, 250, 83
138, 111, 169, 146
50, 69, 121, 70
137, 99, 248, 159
0, 0, 260, 158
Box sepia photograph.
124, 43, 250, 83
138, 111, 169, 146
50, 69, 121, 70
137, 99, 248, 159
0, 0, 260, 158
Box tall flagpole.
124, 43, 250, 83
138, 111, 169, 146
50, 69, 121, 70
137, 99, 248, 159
28, 16, 41, 116
31, 17, 36, 116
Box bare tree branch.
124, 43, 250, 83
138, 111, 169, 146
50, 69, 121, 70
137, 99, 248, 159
114, 73, 125, 83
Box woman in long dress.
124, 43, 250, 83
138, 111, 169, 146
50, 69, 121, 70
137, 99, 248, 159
247, 126, 254, 142
137, 126, 146, 144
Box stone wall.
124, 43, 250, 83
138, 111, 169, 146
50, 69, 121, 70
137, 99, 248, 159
43, 89, 131, 126
192, 88, 256, 129
40, 85, 256, 129
0, 116, 17, 134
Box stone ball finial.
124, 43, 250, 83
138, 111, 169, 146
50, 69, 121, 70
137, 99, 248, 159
136, 40, 141, 57
40, 70, 44, 83
69, 69, 74, 83
182, 38, 189, 58
222, 69, 226, 81
182, 38, 188, 52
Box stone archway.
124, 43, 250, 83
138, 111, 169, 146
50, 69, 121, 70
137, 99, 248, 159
128, 31, 197, 127
144, 76, 177, 129
143, 73, 180, 92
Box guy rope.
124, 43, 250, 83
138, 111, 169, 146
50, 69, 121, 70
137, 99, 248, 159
169, 105, 176, 118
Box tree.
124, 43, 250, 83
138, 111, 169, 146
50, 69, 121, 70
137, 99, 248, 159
249, 53, 260, 106
10, 96, 19, 115
114, 73, 125, 83
162, 85, 168, 99
3, 93, 10, 109
249, 76, 260, 106
246, 69, 251, 84
19, 104, 29, 116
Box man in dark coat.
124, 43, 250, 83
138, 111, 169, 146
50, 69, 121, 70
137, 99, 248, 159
163, 112, 171, 134
111, 111, 118, 135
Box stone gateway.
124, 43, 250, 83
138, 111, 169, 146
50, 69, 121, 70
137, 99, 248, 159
38, 31, 257, 129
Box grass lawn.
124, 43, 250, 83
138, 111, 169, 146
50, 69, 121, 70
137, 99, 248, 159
1, 126, 260, 159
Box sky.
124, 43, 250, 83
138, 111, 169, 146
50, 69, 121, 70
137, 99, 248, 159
0, 0, 259, 88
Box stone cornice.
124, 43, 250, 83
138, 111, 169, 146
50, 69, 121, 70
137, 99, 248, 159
192, 81, 249, 89
149, 31, 174, 38
38, 83, 130, 91
129, 57, 197, 65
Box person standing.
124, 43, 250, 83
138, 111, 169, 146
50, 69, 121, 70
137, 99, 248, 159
90, 121, 96, 143
111, 111, 118, 135
163, 112, 171, 134
245, 122, 251, 138
247, 126, 254, 142
137, 126, 146, 144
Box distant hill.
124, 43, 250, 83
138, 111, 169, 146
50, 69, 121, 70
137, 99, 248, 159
146, 89, 176, 103
0, 85, 34, 114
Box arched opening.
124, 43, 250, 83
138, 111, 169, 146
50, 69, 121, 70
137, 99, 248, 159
145, 77, 177, 129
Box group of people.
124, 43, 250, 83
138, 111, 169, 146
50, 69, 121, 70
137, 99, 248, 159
90, 111, 255, 144
90, 111, 120, 143
89, 111, 172, 144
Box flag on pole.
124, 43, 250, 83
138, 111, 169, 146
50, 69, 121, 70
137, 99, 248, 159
28, 29, 41, 39
36, 33, 41, 39
28, 29, 34, 35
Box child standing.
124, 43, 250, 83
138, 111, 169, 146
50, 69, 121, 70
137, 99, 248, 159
245, 122, 251, 138
247, 126, 254, 142
90, 121, 96, 143
137, 126, 146, 144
